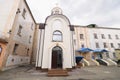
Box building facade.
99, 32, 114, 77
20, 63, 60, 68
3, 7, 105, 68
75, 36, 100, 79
35, 7, 75, 70
74, 25, 120, 60
0, 0, 120, 71
0, 0, 36, 71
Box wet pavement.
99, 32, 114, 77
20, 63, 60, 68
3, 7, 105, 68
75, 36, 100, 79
0, 65, 120, 80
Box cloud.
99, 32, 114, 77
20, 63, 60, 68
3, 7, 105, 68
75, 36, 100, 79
26, 0, 60, 23
61, 0, 120, 28
27, 0, 120, 28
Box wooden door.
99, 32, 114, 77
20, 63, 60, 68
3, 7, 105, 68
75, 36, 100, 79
52, 51, 58, 68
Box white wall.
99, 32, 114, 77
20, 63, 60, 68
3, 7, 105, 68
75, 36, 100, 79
4, 54, 30, 70
37, 15, 73, 69
0, 0, 14, 31
0, 0, 20, 36
13, 0, 35, 47
4, 0, 36, 69
88, 28, 120, 59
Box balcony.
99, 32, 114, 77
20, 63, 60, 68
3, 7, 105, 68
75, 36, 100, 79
0, 31, 9, 43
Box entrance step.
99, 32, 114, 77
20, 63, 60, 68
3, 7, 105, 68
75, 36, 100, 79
96, 59, 108, 66
104, 59, 117, 66
88, 60, 99, 66
47, 69, 68, 76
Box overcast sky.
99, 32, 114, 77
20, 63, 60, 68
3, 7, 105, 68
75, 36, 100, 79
26, 0, 120, 28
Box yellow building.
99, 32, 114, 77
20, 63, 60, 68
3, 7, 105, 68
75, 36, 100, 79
115, 49, 120, 63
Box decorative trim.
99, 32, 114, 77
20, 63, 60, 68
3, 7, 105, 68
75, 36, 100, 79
39, 23, 46, 29
69, 25, 74, 31
73, 25, 120, 30
44, 14, 73, 31
41, 30, 45, 69
36, 29, 42, 67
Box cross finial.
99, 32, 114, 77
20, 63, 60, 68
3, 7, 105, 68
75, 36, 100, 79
55, 3, 59, 7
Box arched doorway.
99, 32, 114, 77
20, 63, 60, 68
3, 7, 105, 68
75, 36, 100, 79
52, 46, 62, 69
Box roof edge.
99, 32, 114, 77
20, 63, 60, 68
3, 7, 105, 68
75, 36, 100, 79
25, 0, 36, 24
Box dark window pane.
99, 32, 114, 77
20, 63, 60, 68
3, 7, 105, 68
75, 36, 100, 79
94, 33, 98, 39
110, 43, 114, 48
96, 42, 99, 48
108, 34, 112, 39
101, 34, 105, 39
80, 34, 84, 39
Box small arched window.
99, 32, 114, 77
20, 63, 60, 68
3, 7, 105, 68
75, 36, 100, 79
53, 31, 62, 42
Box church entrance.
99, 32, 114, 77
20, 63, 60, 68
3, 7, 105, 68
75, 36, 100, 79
52, 46, 62, 69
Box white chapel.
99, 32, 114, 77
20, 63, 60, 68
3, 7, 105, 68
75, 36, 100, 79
35, 6, 76, 70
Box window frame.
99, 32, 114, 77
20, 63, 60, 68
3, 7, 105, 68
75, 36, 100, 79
29, 35, 32, 44
113, 52, 116, 58
17, 25, 22, 37
22, 8, 26, 19
106, 52, 109, 58
118, 43, 120, 48
96, 42, 100, 48
81, 44, 84, 48
103, 42, 107, 48
31, 23, 34, 30
80, 34, 84, 40
94, 33, 98, 39
52, 30, 63, 42
115, 35, 119, 39
101, 34, 105, 39
110, 43, 114, 48
13, 44, 19, 55
108, 34, 112, 39
74, 39, 76, 45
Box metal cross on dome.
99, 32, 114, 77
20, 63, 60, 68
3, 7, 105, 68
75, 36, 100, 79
56, 3, 59, 7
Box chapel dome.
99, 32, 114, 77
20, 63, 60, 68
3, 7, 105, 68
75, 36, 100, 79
51, 7, 63, 15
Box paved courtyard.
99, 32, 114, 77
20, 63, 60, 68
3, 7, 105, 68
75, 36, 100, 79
0, 65, 120, 80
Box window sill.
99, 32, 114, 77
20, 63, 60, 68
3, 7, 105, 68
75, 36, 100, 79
52, 40, 63, 42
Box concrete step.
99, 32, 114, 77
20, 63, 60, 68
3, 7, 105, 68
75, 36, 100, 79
96, 59, 117, 66
88, 60, 97, 66
104, 59, 117, 66
96, 59, 108, 66
47, 69, 68, 76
